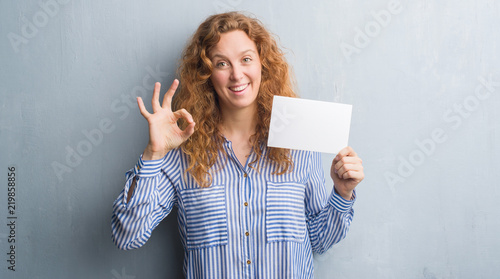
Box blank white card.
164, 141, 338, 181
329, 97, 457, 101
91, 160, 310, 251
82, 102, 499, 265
267, 96, 352, 154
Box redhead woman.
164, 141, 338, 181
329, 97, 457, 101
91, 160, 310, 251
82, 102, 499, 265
112, 12, 364, 279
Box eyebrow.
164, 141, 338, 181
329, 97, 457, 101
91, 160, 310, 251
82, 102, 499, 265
211, 49, 257, 59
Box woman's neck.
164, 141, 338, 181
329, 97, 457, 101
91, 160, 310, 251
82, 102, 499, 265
219, 106, 257, 166
219, 105, 257, 141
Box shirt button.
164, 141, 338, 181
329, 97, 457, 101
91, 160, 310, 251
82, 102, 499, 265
245, 231, 249, 236
244, 202, 248, 207
243, 173, 248, 178
247, 260, 251, 265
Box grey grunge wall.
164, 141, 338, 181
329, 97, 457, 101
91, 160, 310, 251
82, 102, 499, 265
1, 0, 499, 278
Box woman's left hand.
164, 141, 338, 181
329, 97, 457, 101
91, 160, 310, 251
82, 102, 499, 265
331, 146, 364, 200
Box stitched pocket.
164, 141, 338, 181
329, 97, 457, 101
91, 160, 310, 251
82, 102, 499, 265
266, 181, 306, 243
180, 184, 228, 250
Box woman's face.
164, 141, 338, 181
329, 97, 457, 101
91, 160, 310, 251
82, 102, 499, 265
209, 30, 262, 114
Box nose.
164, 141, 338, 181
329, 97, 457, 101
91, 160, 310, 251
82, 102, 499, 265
230, 64, 243, 81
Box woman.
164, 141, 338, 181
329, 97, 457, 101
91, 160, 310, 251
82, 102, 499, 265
112, 12, 364, 278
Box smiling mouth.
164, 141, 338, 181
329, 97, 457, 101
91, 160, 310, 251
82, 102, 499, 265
229, 83, 249, 92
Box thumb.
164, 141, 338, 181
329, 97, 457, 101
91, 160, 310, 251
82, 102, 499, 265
180, 122, 196, 141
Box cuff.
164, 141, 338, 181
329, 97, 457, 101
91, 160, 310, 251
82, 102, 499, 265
328, 188, 356, 213
122, 154, 165, 207
132, 154, 166, 178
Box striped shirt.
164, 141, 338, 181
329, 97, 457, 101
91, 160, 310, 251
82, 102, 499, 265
111, 139, 355, 279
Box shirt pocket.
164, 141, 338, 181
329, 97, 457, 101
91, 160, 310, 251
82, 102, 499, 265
180, 184, 228, 250
266, 181, 306, 243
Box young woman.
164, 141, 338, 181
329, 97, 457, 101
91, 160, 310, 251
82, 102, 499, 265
112, 12, 364, 278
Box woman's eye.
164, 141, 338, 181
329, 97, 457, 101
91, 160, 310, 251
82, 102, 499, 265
216, 61, 227, 67
243, 57, 251, 62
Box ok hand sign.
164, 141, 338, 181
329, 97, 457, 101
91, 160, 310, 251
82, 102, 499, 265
137, 80, 195, 160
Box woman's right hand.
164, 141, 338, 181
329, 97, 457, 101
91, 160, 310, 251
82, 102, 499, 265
137, 79, 195, 160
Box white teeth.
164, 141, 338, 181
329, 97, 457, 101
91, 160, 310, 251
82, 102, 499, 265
230, 84, 248, 91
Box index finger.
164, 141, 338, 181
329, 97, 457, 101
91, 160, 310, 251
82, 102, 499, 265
334, 146, 357, 162
162, 79, 180, 109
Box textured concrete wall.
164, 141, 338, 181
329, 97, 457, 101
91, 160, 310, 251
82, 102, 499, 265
1, 0, 499, 278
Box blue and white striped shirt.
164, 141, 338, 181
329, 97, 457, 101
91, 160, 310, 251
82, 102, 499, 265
112, 139, 355, 279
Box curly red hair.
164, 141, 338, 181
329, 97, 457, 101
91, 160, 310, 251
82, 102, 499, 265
173, 12, 297, 187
